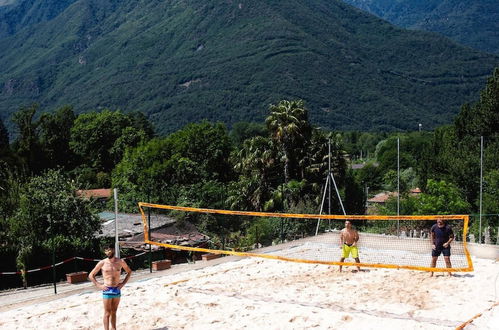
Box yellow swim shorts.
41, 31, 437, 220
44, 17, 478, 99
342, 244, 359, 258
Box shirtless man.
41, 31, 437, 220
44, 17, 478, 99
339, 220, 361, 272
89, 245, 132, 330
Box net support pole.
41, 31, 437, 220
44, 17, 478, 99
328, 139, 332, 229
148, 205, 152, 273
330, 172, 346, 216
114, 188, 120, 259
397, 137, 400, 236
315, 175, 330, 235
365, 186, 369, 212
479, 136, 483, 244
315, 139, 347, 235
326, 138, 346, 216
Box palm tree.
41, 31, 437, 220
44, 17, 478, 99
265, 100, 311, 184
231, 136, 277, 210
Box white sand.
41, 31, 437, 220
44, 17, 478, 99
0, 254, 497, 329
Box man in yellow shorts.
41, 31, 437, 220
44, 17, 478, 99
339, 220, 361, 272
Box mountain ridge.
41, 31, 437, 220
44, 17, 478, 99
342, 0, 499, 54
0, 0, 497, 134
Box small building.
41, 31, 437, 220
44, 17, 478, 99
410, 188, 422, 195
367, 191, 398, 204
366, 191, 398, 214
96, 212, 210, 263
350, 162, 379, 170
76, 188, 112, 207
77, 188, 112, 200
366, 188, 422, 214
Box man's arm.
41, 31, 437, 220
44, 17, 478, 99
118, 260, 132, 289
89, 260, 106, 290
339, 230, 344, 247
443, 229, 454, 248
430, 230, 436, 250
353, 230, 359, 246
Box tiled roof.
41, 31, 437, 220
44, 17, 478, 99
76, 189, 112, 199
367, 192, 397, 203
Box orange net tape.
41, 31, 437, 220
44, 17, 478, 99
138, 203, 473, 273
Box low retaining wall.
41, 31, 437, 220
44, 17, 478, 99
311, 231, 498, 259
467, 243, 499, 259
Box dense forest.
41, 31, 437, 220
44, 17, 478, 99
343, 0, 499, 54
1, 0, 498, 134
0, 68, 498, 288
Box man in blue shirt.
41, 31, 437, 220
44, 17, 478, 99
430, 219, 454, 276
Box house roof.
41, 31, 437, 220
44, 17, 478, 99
367, 192, 397, 203
97, 212, 175, 238
95, 212, 209, 251
77, 189, 112, 199
367, 188, 422, 204
350, 162, 379, 170
122, 220, 209, 251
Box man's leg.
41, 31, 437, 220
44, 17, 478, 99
103, 298, 113, 330
339, 257, 345, 272
354, 258, 361, 271
444, 256, 452, 276
352, 247, 360, 271
430, 256, 438, 277
110, 297, 121, 330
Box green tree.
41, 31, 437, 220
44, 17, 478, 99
0, 117, 8, 152
455, 68, 499, 139
6, 170, 100, 275
70, 110, 134, 172
424, 68, 499, 207
11, 104, 43, 173
0, 118, 16, 167
357, 162, 383, 191
300, 131, 346, 187
229, 122, 267, 146
109, 126, 147, 165
112, 122, 233, 210
483, 170, 499, 215
344, 169, 366, 215
264, 180, 308, 212
126, 112, 155, 139
230, 136, 278, 211
166, 121, 232, 182
266, 100, 312, 183
0, 162, 21, 241
414, 179, 471, 215
38, 106, 76, 169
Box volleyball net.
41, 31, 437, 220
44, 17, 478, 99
138, 202, 473, 273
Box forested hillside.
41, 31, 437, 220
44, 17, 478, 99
1, 68, 498, 289
343, 0, 499, 54
0, 0, 77, 38
0, 0, 497, 134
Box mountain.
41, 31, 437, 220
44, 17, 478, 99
342, 0, 499, 54
0, 0, 78, 38
0, 0, 498, 134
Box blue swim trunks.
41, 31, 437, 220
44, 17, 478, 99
102, 286, 121, 299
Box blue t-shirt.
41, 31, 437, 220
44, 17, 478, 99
431, 224, 454, 247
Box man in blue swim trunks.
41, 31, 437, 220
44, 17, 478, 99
89, 245, 132, 330
430, 219, 454, 276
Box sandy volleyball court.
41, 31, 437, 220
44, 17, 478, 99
0, 252, 497, 330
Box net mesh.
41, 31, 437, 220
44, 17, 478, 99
138, 203, 473, 273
